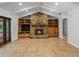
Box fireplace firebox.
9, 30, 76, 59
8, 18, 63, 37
35, 29, 43, 35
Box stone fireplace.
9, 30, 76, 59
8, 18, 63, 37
30, 12, 48, 38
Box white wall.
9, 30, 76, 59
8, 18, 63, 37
0, 8, 18, 42
68, 7, 79, 48
11, 15, 18, 41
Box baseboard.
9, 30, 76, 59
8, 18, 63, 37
68, 40, 79, 49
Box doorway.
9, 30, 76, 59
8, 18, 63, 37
63, 18, 67, 38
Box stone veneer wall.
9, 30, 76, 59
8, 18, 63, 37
30, 12, 48, 38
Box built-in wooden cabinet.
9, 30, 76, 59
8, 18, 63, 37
0, 16, 11, 47
18, 12, 59, 38
48, 19, 59, 37
18, 18, 30, 38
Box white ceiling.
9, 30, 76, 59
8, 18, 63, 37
0, 2, 79, 17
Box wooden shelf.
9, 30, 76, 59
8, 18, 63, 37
48, 19, 59, 37
18, 18, 30, 38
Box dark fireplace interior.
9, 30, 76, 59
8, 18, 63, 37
35, 29, 43, 35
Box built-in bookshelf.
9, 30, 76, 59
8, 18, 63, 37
18, 18, 30, 38
48, 19, 58, 27
48, 19, 59, 37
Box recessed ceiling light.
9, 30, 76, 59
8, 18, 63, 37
19, 2, 23, 6
55, 2, 59, 6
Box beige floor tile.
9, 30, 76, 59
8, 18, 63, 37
0, 37, 79, 57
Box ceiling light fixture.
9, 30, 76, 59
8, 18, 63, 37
55, 2, 59, 6
19, 2, 23, 6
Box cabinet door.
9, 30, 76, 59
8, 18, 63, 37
48, 28, 54, 37
53, 28, 58, 37
0, 18, 4, 44
48, 28, 58, 37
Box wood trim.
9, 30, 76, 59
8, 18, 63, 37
0, 16, 11, 20
3, 17, 6, 44
9, 19, 11, 42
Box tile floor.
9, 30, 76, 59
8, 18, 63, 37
0, 37, 79, 57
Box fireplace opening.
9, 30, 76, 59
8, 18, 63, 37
35, 29, 43, 35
